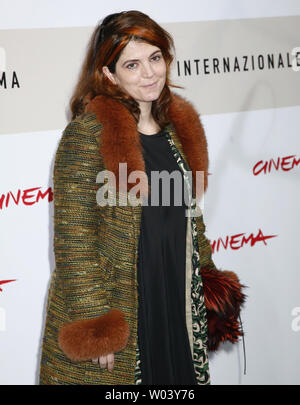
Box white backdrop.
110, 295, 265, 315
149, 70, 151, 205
0, 0, 300, 385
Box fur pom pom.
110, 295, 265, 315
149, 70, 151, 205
58, 308, 130, 362
201, 267, 246, 351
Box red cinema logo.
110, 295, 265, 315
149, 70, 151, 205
0, 186, 53, 210
0, 280, 16, 292
210, 228, 277, 254
253, 155, 300, 175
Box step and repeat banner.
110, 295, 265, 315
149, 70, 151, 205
0, 0, 299, 385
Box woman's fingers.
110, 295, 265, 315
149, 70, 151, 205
99, 355, 107, 369
107, 353, 114, 372
91, 354, 114, 371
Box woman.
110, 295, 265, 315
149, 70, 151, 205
39, 10, 245, 385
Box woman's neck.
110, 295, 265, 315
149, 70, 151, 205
137, 101, 161, 135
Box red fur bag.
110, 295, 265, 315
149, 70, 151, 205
201, 267, 246, 351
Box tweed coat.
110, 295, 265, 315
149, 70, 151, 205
39, 92, 245, 385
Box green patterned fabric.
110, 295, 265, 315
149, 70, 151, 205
39, 112, 216, 385
164, 127, 210, 385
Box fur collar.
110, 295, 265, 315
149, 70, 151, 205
85, 92, 209, 200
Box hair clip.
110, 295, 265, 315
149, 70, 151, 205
93, 12, 126, 57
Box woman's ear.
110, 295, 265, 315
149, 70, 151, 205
102, 66, 117, 85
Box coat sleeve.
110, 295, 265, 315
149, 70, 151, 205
53, 120, 129, 362
195, 214, 246, 351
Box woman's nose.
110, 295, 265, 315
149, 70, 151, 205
141, 62, 154, 78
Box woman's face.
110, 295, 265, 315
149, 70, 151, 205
103, 40, 167, 105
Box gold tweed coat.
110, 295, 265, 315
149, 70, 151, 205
39, 93, 245, 385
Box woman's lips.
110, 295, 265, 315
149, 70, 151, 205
141, 81, 157, 88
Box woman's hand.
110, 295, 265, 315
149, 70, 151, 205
92, 353, 114, 372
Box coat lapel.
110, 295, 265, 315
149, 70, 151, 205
85, 92, 209, 199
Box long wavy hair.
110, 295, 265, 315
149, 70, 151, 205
70, 10, 178, 128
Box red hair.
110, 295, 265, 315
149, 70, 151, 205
70, 10, 179, 128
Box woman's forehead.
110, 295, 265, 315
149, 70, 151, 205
118, 40, 161, 61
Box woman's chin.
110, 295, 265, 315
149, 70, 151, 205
138, 92, 163, 103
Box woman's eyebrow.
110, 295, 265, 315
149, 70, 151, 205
122, 50, 162, 66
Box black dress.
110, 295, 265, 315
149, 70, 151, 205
137, 129, 197, 385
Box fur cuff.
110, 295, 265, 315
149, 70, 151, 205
58, 308, 130, 361
201, 267, 246, 351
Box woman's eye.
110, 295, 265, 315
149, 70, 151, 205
126, 63, 137, 70
152, 54, 161, 62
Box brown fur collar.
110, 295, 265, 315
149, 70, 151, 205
85, 92, 209, 199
